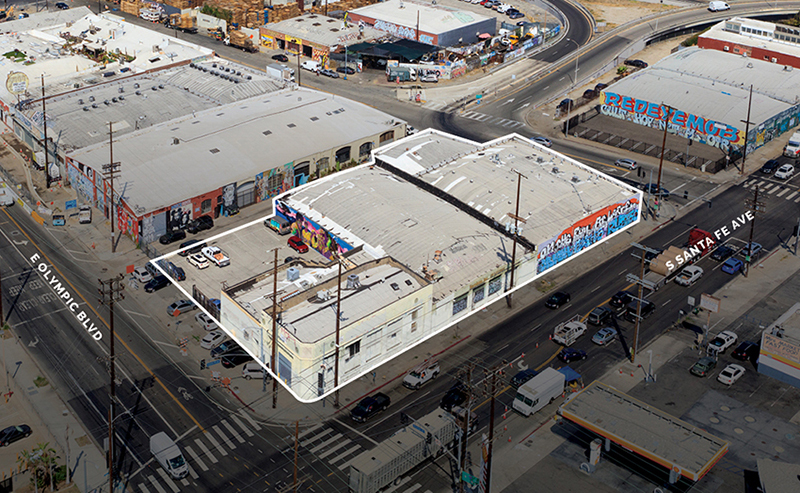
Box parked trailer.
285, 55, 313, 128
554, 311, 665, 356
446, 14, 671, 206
636, 228, 714, 291
348, 409, 456, 493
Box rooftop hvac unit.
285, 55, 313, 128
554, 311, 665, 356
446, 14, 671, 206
551, 166, 560, 174
723, 46, 729, 51
346, 274, 361, 290
571, 175, 580, 183
317, 289, 331, 301
287, 266, 300, 281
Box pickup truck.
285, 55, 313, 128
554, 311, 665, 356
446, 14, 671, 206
552, 315, 587, 346
202, 246, 230, 267
708, 330, 738, 356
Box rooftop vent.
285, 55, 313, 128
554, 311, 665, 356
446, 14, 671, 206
287, 267, 300, 282
390, 282, 399, 291
346, 274, 361, 290
135, 90, 141, 95
134, 83, 140, 89
78, 99, 83, 105
119, 95, 125, 100
571, 175, 580, 183
551, 166, 559, 174
310, 116, 319, 121
263, 130, 272, 136
316, 289, 331, 301
287, 123, 296, 128
209, 148, 220, 154
89, 96, 95, 102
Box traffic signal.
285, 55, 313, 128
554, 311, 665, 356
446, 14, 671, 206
426, 433, 433, 445
400, 412, 409, 425
708, 200, 712, 208
683, 190, 689, 199
200, 359, 206, 370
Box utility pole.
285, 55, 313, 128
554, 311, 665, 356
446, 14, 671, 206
795, 217, 800, 256
505, 169, 527, 308
272, 248, 279, 408
41, 75, 51, 189
333, 255, 343, 408
481, 361, 506, 493
98, 275, 124, 493
625, 243, 662, 362
296, 51, 301, 87
456, 362, 474, 493
293, 420, 299, 493
740, 84, 754, 175
102, 123, 121, 253
65, 424, 71, 486
743, 185, 765, 277
1, 266, 9, 401
656, 104, 673, 199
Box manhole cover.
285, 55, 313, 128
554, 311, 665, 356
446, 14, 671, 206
709, 417, 720, 424
745, 416, 756, 423
720, 405, 730, 412
734, 428, 744, 435
775, 446, 785, 453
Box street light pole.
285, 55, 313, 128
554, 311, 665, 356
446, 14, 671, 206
505, 169, 527, 308
98, 275, 124, 493
564, 38, 579, 137
656, 104, 673, 201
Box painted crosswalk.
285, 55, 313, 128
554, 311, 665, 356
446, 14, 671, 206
742, 179, 800, 201
295, 423, 369, 474
421, 100, 526, 129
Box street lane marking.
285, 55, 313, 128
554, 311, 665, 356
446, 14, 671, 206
184, 445, 208, 471
331, 445, 362, 466
333, 418, 380, 446
300, 427, 332, 447
238, 409, 262, 430
787, 191, 798, 200
402, 484, 423, 493
146, 475, 167, 493
777, 188, 790, 197
155, 468, 180, 493
212, 424, 236, 450
317, 439, 350, 460
194, 438, 218, 463
230, 415, 255, 437
204, 432, 229, 457
222, 419, 245, 443
138, 484, 152, 493
309, 432, 344, 454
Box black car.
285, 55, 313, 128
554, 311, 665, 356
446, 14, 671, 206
220, 351, 253, 368
760, 160, 781, 174
594, 82, 608, 93
711, 244, 737, 262
624, 299, 655, 322
168, 262, 186, 281
272, 54, 289, 62
336, 66, 356, 74
545, 292, 571, 309
642, 183, 670, 198
624, 59, 648, 68
557, 348, 587, 363
211, 340, 240, 358
582, 89, 596, 99
187, 215, 214, 234
557, 98, 573, 111
177, 239, 205, 257
510, 369, 538, 388
587, 306, 612, 325
55, 2, 69, 9
0, 425, 32, 446
440, 384, 468, 411
350, 393, 390, 422
609, 290, 634, 311
144, 275, 170, 293
159, 229, 187, 245
732, 341, 760, 362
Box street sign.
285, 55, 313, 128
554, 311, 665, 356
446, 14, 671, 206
461, 471, 479, 487
688, 296, 695, 307
699, 294, 720, 313
206, 359, 221, 367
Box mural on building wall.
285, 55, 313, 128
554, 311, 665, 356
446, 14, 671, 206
599, 91, 744, 151
537, 196, 640, 273
141, 214, 158, 245
221, 183, 237, 215
750, 103, 800, 156
170, 199, 192, 230
275, 200, 354, 259
255, 163, 295, 202
66, 162, 95, 206
118, 208, 139, 244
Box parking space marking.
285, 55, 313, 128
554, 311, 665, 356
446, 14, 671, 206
184, 445, 208, 471
230, 415, 255, 437
222, 419, 246, 443
194, 438, 218, 463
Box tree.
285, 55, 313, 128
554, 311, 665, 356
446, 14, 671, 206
16, 442, 59, 492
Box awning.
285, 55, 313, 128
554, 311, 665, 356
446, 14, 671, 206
478, 33, 492, 39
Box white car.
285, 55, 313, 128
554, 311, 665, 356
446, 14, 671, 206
188, 253, 209, 270
774, 164, 795, 180
717, 364, 745, 385
675, 265, 703, 286
242, 362, 269, 380
195, 312, 219, 331
615, 158, 637, 170
708, 330, 738, 355
497, 4, 512, 13
132, 267, 152, 283
200, 330, 225, 350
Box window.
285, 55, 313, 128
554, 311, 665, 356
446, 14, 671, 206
201, 199, 212, 214
317, 157, 330, 174
379, 130, 394, 143
268, 172, 283, 189
348, 341, 361, 358
453, 293, 468, 315
359, 141, 374, 157
335, 146, 351, 163
488, 276, 503, 296
412, 309, 419, 320
411, 321, 417, 333
473, 283, 485, 305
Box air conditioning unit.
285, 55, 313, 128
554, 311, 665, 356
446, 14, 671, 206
316, 289, 330, 301
286, 266, 300, 281
771, 57, 778, 63
723, 46, 729, 52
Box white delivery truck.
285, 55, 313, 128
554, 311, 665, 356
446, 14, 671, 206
150, 432, 189, 480
784, 131, 800, 158
512, 368, 566, 417
0, 181, 14, 206
266, 63, 295, 82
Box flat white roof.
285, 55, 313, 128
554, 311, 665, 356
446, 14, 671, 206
349, 0, 493, 35
265, 13, 383, 47
702, 17, 800, 60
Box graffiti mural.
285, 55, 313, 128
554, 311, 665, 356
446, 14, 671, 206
66, 162, 95, 206
141, 214, 158, 245
537, 196, 640, 273
117, 208, 139, 244
255, 163, 295, 203
275, 200, 353, 259
373, 19, 421, 41
169, 199, 192, 230
600, 91, 743, 151
221, 183, 237, 216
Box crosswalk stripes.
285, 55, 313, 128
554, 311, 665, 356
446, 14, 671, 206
421, 101, 526, 128
147, 475, 168, 493
238, 409, 262, 431
212, 424, 237, 450
222, 419, 246, 444
317, 439, 350, 460
767, 185, 779, 194
777, 187, 790, 197
402, 484, 423, 493
193, 438, 219, 463
204, 430, 229, 457
422, 101, 447, 111
230, 415, 255, 437
331, 445, 363, 469
155, 468, 180, 493
787, 191, 798, 201
139, 484, 152, 493
297, 422, 324, 441
309, 433, 344, 454
184, 445, 209, 471
186, 464, 199, 480
300, 427, 333, 447
743, 179, 800, 202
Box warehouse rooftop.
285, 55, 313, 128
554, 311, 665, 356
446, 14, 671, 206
349, 0, 493, 35
265, 13, 383, 47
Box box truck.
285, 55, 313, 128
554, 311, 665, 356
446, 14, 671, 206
784, 131, 800, 158
512, 368, 565, 417
150, 432, 188, 480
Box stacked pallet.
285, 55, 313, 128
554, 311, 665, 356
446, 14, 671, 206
267, 0, 379, 24
120, 0, 143, 16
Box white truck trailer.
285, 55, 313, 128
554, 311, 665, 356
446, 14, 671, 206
512, 368, 566, 417
348, 408, 456, 493
784, 131, 800, 158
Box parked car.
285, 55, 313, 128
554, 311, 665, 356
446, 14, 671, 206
711, 244, 736, 262
336, 66, 355, 74
545, 291, 571, 309
741, 242, 763, 258
419, 72, 439, 83
732, 341, 760, 362
200, 331, 225, 350
145, 275, 170, 293
532, 136, 552, 147
675, 265, 703, 286
609, 290, 634, 311
0, 425, 32, 446
557, 98, 574, 111
624, 59, 648, 68
722, 257, 744, 274
167, 299, 197, 316
440, 384, 468, 411
594, 83, 608, 93
592, 327, 618, 346
288, 235, 308, 254
351, 393, 391, 422
624, 299, 655, 322
708, 330, 738, 354
195, 312, 219, 331
510, 369, 538, 388
582, 89, 596, 99
159, 229, 186, 245
558, 348, 587, 363
642, 183, 670, 198
132, 267, 152, 283
187, 215, 213, 234
402, 360, 440, 390
760, 159, 781, 174
690, 356, 716, 377
242, 362, 269, 380
508, 10, 524, 19
55, 2, 69, 9
220, 351, 253, 368
717, 364, 745, 385
168, 263, 186, 281
178, 239, 204, 257
587, 306, 612, 326
210, 340, 239, 358
775, 164, 795, 179
188, 253, 209, 269
615, 158, 637, 170
271, 54, 289, 62
320, 68, 339, 78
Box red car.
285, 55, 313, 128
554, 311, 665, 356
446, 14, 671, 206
288, 235, 308, 253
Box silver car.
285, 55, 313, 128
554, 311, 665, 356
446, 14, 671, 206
615, 158, 637, 170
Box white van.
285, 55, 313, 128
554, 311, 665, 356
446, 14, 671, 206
301, 60, 320, 72
708, 1, 730, 11
512, 368, 565, 417
150, 432, 188, 479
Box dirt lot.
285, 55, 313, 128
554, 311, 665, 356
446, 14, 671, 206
583, 0, 679, 29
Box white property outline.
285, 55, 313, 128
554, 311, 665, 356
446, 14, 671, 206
151, 129, 643, 403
